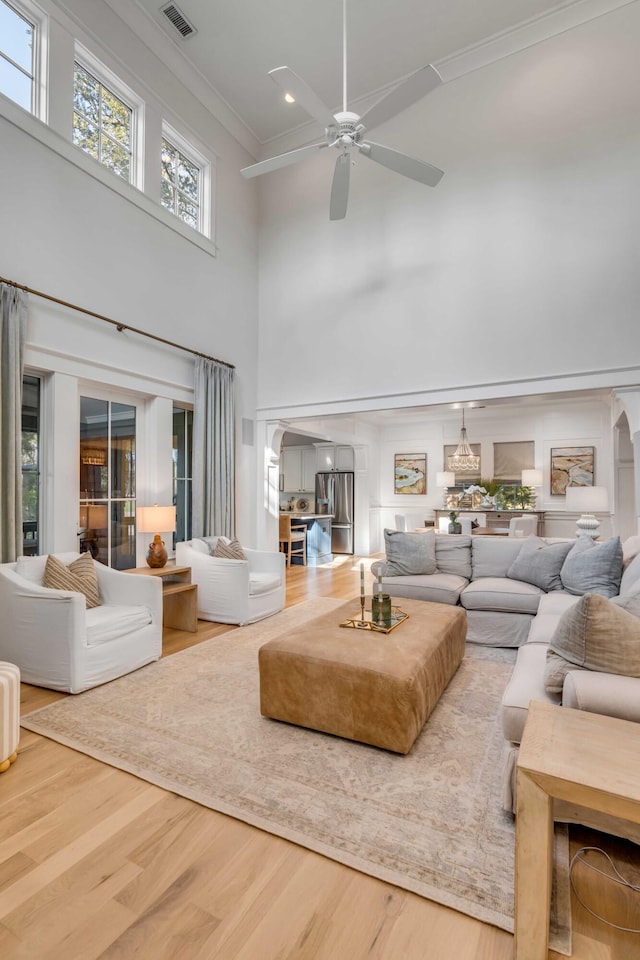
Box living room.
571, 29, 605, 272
1, 0, 640, 956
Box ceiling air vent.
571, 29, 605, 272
160, 2, 197, 39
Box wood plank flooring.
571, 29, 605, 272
1, 556, 639, 958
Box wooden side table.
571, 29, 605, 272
515, 700, 640, 959
125, 564, 198, 633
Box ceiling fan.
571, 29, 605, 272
240, 0, 444, 220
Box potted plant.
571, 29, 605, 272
448, 511, 462, 534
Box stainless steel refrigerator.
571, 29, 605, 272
316, 471, 354, 555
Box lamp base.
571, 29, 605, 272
146, 534, 168, 567
576, 514, 600, 539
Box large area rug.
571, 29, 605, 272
22, 597, 570, 951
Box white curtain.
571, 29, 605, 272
0, 283, 27, 562
192, 357, 235, 539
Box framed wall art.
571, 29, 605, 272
550, 446, 595, 495
395, 453, 426, 495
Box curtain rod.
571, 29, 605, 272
0, 275, 235, 370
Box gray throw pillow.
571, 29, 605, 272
506, 537, 574, 592
560, 536, 623, 598
382, 529, 437, 577
544, 592, 640, 694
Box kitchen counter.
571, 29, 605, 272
279, 514, 333, 565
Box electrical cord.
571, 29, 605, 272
570, 846, 640, 934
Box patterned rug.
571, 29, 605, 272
22, 597, 570, 952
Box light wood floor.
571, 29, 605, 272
2, 557, 639, 958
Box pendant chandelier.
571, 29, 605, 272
447, 408, 480, 473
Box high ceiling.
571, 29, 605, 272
128, 0, 571, 144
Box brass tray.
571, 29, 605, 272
340, 606, 408, 635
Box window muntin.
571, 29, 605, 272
162, 136, 201, 230
0, 0, 34, 111
73, 62, 133, 182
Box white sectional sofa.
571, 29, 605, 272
372, 530, 640, 840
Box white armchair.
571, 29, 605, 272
0, 553, 162, 693
176, 538, 285, 625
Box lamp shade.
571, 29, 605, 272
436, 471, 455, 487
137, 505, 176, 534
521, 469, 543, 487
565, 486, 609, 514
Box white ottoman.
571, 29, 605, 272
0, 661, 20, 773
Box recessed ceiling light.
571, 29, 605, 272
284, 92, 296, 104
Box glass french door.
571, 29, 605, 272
79, 395, 136, 568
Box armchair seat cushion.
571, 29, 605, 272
85, 604, 152, 646
249, 573, 283, 596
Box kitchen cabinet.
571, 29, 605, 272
315, 444, 354, 472
281, 446, 316, 492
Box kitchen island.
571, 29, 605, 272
280, 514, 333, 565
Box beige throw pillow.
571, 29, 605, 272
213, 537, 246, 560
544, 593, 640, 694
43, 553, 101, 608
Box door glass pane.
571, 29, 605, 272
111, 500, 136, 570
111, 402, 135, 498
80, 397, 108, 499
22, 374, 40, 555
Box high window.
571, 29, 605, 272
173, 406, 193, 545
73, 57, 135, 183
161, 123, 209, 234
0, 0, 35, 111
22, 374, 40, 556
79, 396, 137, 569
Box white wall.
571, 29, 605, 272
0, 0, 261, 552
256, 3, 640, 420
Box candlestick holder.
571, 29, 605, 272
360, 594, 365, 621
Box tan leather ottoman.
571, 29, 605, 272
259, 597, 466, 754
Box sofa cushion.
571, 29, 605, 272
249, 573, 282, 596
434, 534, 472, 579
620, 551, 640, 596
506, 537, 574, 592
43, 554, 101, 608
15, 552, 80, 585
501, 640, 561, 744
544, 593, 640, 694
380, 529, 437, 576
612, 580, 640, 618
559, 536, 623, 598
213, 537, 246, 560
378, 572, 468, 606
85, 604, 152, 646
461, 577, 543, 615
471, 537, 527, 579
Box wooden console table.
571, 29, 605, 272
125, 564, 198, 633
515, 700, 640, 959
433, 509, 545, 535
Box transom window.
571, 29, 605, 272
73, 62, 133, 182
161, 135, 201, 230
0, 0, 35, 111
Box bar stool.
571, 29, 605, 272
279, 516, 307, 568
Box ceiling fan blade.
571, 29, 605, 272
241, 141, 327, 179
359, 140, 444, 188
330, 153, 350, 221
268, 66, 336, 128
359, 64, 442, 133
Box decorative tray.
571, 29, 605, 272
340, 606, 408, 635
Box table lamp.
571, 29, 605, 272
137, 504, 177, 567
565, 486, 609, 539
521, 469, 543, 509
436, 471, 455, 508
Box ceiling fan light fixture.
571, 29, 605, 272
284, 92, 296, 103
447, 409, 480, 473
